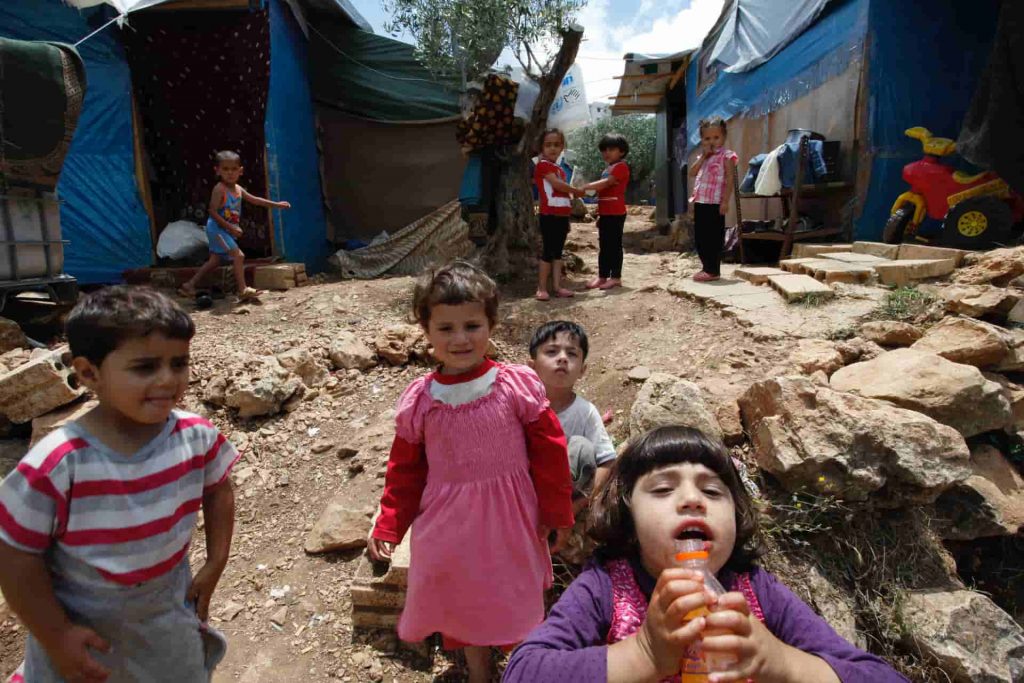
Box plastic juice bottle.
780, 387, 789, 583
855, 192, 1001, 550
676, 539, 737, 682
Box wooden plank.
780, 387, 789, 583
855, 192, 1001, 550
264, 147, 279, 259
612, 93, 663, 100
146, 0, 250, 10
614, 73, 673, 81
130, 93, 158, 263
668, 59, 690, 91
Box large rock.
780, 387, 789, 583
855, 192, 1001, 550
834, 337, 884, 365
330, 332, 376, 371
630, 373, 722, 441
932, 444, 1024, 540
374, 325, 426, 366
30, 397, 98, 447
929, 284, 1021, 319
911, 317, 1009, 368
984, 372, 1024, 429
738, 376, 969, 504
205, 356, 305, 418
900, 589, 1024, 683
995, 327, 1024, 372
830, 349, 1012, 438
786, 339, 844, 376
276, 347, 328, 388
954, 246, 1024, 286
0, 318, 27, 354
304, 501, 372, 554
857, 321, 922, 347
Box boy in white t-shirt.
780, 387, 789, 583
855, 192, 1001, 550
528, 321, 616, 509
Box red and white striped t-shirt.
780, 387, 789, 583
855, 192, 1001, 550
0, 410, 238, 586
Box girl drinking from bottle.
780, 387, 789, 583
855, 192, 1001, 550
367, 261, 575, 683
503, 426, 908, 683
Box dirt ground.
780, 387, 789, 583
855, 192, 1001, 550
0, 212, 865, 681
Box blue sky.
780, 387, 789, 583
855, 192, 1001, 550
345, 0, 724, 102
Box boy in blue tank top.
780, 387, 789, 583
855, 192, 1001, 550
179, 150, 290, 301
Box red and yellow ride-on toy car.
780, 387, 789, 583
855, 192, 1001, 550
883, 127, 1024, 248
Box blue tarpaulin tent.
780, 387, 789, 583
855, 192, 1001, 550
0, 0, 450, 283
679, 0, 999, 241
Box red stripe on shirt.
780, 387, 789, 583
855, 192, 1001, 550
204, 433, 227, 463
97, 541, 190, 585
204, 452, 241, 492
61, 497, 202, 546
15, 463, 69, 532
36, 438, 88, 476
72, 455, 207, 497
172, 415, 213, 434
0, 501, 51, 550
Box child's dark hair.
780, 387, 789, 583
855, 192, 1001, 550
589, 426, 762, 572
698, 116, 727, 136
528, 320, 589, 360
598, 133, 629, 157
66, 286, 195, 366
539, 128, 566, 149
214, 150, 241, 164
413, 260, 499, 327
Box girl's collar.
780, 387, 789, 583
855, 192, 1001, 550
431, 357, 497, 385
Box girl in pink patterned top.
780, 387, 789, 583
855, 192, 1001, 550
367, 261, 575, 682
689, 117, 739, 282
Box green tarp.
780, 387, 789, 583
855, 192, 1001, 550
307, 20, 460, 122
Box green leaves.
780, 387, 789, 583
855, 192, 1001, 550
383, 0, 584, 84
568, 114, 657, 184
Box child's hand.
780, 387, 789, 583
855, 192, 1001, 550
187, 560, 225, 622
701, 592, 777, 682
48, 624, 111, 682
228, 226, 243, 238
719, 203, 729, 216
367, 536, 394, 562
634, 568, 710, 677
276, 201, 292, 209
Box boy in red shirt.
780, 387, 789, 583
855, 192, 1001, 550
583, 134, 631, 290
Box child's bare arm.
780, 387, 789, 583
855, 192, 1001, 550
583, 176, 618, 192
240, 187, 291, 209
0, 542, 110, 681
544, 172, 579, 196
188, 479, 235, 621
208, 185, 239, 234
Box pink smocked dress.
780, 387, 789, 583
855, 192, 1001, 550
389, 362, 571, 646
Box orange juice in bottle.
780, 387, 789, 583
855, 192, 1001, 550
675, 539, 737, 682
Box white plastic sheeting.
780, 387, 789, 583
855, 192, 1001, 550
510, 64, 591, 132
709, 0, 831, 74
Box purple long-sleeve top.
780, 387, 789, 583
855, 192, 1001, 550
503, 558, 909, 683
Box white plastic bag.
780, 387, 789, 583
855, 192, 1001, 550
157, 220, 208, 259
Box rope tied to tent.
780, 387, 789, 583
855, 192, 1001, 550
73, 14, 125, 48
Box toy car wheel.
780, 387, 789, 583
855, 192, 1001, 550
883, 204, 914, 244
941, 197, 1014, 249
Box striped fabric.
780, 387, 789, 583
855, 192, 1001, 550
0, 410, 237, 586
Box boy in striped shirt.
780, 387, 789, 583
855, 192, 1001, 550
0, 287, 238, 682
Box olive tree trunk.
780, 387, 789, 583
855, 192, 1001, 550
480, 27, 584, 278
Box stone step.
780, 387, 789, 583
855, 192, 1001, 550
872, 259, 957, 286
820, 252, 893, 265
767, 274, 835, 302
779, 258, 822, 273
790, 243, 853, 258
350, 508, 412, 632
801, 260, 875, 285
852, 242, 900, 259
897, 243, 968, 266
734, 266, 787, 285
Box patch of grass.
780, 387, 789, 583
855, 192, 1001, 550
872, 286, 935, 321
789, 292, 830, 307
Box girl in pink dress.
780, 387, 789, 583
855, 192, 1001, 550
367, 261, 575, 682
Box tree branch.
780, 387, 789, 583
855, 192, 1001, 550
527, 25, 584, 132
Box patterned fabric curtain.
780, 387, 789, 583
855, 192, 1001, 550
124, 8, 271, 254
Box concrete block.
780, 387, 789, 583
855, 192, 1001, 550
873, 259, 957, 287
350, 509, 412, 632
253, 263, 306, 291
790, 243, 852, 258
852, 242, 900, 259
350, 606, 400, 629
734, 266, 787, 285
0, 346, 85, 423
897, 243, 968, 267
767, 274, 835, 302
820, 252, 893, 265
803, 261, 874, 285
30, 397, 98, 447
779, 258, 822, 273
